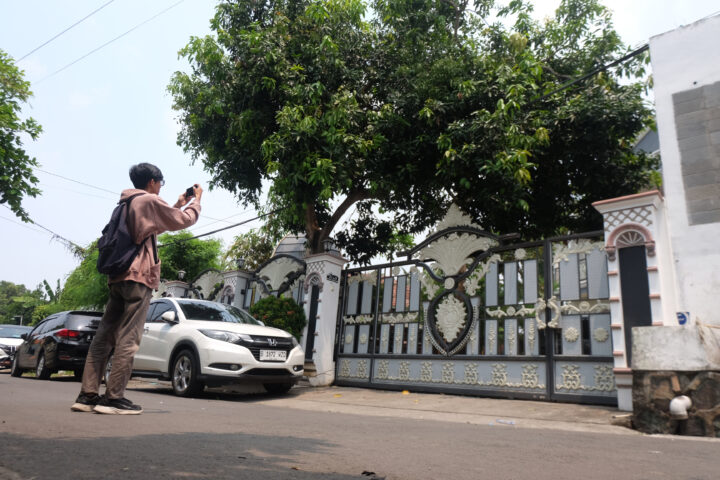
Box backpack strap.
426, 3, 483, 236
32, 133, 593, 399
151, 234, 159, 264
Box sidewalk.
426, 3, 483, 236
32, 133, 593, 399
129, 378, 636, 436
262, 383, 636, 435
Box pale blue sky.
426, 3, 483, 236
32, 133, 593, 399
1, 0, 719, 290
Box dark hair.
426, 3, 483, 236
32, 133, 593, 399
129, 163, 163, 189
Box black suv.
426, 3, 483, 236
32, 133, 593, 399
10, 311, 103, 380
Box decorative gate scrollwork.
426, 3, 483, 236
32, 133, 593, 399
399, 205, 502, 356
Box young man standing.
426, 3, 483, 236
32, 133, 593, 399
71, 163, 202, 414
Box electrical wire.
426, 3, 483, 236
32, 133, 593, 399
188, 207, 257, 231
159, 207, 286, 248
0, 215, 47, 235
528, 43, 650, 106
35, 0, 186, 84
38, 182, 117, 202
0, 205, 84, 255
38, 169, 117, 195
37, 168, 237, 224
17, 0, 116, 62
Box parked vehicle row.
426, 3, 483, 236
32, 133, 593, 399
0, 325, 32, 369
6, 299, 304, 397
10, 312, 102, 379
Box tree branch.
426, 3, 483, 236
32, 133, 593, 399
316, 188, 370, 249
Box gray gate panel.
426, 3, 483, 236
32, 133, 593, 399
382, 277, 393, 312
379, 324, 390, 353
346, 281, 359, 315
396, 276, 407, 312
343, 325, 356, 353
409, 273, 420, 311
407, 323, 419, 355
371, 359, 547, 393
360, 280, 374, 314
559, 254, 580, 300
554, 361, 616, 397
560, 315, 582, 356
590, 314, 612, 356
486, 263, 498, 306
422, 324, 432, 354
486, 319, 498, 355
357, 324, 371, 354
504, 318, 518, 356
504, 262, 518, 305
524, 260, 538, 304
587, 249, 609, 300
337, 357, 371, 382
524, 318, 539, 356
467, 320, 480, 355
393, 324, 405, 353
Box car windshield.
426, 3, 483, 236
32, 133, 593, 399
176, 301, 262, 325
0, 325, 31, 338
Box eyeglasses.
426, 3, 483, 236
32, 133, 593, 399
154, 178, 165, 186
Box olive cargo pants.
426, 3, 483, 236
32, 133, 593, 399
80, 281, 152, 400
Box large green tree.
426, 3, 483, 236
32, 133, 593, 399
169, 0, 657, 263
0, 50, 42, 222
158, 230, 223, 281
223, 229, 275, 271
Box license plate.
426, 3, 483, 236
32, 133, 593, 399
259, 350, 286, 361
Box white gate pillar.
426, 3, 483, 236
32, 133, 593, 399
302, 252, 347, 386
229, 267, 254, 309
593, 190, 677, 411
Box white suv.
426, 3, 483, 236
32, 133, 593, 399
126, 298, 304, 396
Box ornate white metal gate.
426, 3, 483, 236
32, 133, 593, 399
334, 205, 616, 405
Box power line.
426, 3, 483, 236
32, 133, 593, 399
38, 182, 117, 202
17, 0, 116, 62
1, 205, 84, 256
38, 169, 117, 195
0, 215, 46, 235
529, 43, 650, 106
189, 207, 257, 231
37, 168, 237, 224
159, 207, 286, 248
36, 0, 186, 84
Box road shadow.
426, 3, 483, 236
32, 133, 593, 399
0, 431, 374, 480
127, 379, 307, 404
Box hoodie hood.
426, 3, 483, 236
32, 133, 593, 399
120, 188, 151, 202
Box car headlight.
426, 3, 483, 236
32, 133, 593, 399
199, 330, 254, 344
291, 336, 299, 348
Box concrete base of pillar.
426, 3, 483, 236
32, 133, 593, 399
615, 372, 633, 411
308, 367, 335, 387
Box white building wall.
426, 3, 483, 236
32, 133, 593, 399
650, 15, 720, 326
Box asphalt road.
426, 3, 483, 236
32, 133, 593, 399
1, 372, 718, 480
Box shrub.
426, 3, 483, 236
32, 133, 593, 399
249, 296, 306, 340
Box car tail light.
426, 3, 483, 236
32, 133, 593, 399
56, 329, 81, 338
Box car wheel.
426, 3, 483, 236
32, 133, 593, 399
10, 355, 23, 377
263, 383, 293, 395
35, 351, 51, 380
171, 349, 204, 397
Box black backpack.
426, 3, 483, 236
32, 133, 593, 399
96, 193, 152, 276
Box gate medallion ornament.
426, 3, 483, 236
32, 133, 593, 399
402, 204, 501, 356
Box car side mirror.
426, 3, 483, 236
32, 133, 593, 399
161, 311, 178, 324
21, 333, 28, 340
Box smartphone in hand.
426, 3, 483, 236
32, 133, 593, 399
185, 186, 195, 198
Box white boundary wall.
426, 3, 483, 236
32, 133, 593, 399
649, 15, 720, 326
